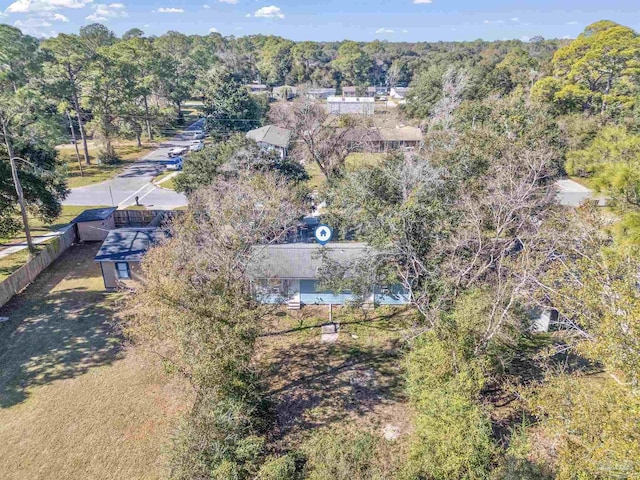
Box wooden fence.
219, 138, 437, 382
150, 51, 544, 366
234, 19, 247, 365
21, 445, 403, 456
0, 224, 77, 309
113, 209, 182, 228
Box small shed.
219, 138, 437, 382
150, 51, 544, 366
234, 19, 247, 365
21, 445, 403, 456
95, 227, 165, 289
72, 207, 117, 242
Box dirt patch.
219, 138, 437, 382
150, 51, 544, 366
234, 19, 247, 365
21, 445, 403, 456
257, 307, 414, 451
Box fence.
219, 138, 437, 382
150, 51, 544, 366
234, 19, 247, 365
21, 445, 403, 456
113, 209, 182, 228
0, 224, 78, 309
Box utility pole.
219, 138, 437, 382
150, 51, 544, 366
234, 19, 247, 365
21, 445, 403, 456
2, 121, 35, 254
67, 110, 84, 177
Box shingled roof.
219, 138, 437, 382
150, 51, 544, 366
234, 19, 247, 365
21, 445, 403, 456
95, 228, 165, 263
72, 207, 117, 223
247, 243, 371, 279
246, 125, 292, 149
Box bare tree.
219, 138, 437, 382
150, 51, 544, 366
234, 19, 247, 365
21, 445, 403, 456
269, 100, 357, 179
429, 68, 470, 131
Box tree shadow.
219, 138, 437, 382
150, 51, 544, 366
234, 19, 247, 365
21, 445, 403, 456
0, 243, 122, 408
260, 334, 406, 447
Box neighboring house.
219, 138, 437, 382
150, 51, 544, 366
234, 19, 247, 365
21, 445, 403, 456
327, 96, 375, 115
389, 87, 409, 99
272, 85, 297, 101
340, 125, 423, 151
95, 227, 165, 290
342, 86, 358, 97
246, 125, 293, 158
305, 87, 337, 99
373, 86, 388, 96
247, 242, 410, 309
342, 86, 377, 97
246, 83, 269, 94
72, 207, 117, 242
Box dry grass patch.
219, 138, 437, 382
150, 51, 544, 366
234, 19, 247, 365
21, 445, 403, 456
0, 243, 190, 479
57, 140, 158, 189
257, 306, 415, 452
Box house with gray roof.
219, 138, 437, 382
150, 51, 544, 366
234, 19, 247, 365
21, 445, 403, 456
246, 125, 293, 158
304, 87, 337, 99
72, 207, 117, 242
247, 242, 409, 309
95, 227, 165, 289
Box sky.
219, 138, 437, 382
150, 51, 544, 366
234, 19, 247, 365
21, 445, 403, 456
1, 0, 639, 42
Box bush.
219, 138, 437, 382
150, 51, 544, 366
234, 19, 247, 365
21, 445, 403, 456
302, 429, 397, 480
257, 454, 303, 480
97, 147, 120, 165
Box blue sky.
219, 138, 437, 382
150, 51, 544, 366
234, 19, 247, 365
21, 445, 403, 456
2, 0, 639, 41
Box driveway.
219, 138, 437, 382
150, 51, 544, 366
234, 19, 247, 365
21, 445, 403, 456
556, 179, 606, 207
63, 119, 205, 209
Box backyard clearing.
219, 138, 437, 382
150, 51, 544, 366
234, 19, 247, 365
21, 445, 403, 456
257, 306, 415, 452
0, 243, 189, 480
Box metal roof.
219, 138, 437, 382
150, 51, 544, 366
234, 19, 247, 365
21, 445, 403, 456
247, 242, 371, 279
72, 207, 117, 223
246, 125, 292, 149
95, 228, 165, 263
327, 96, 375, 103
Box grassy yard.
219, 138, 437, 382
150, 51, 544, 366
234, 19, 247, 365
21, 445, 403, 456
153, 171, 180, 191
257, 306, 415, 451
345, 152, 386, 171
57, 141, 157, 189
0, 205, 107, 282
0, 243, 189, 479
305, 162, 326, 191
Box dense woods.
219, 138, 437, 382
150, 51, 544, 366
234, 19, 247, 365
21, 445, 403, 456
2, 18, 640, 479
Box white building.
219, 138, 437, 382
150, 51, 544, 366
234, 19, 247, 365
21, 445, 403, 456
327, 96, 375, 115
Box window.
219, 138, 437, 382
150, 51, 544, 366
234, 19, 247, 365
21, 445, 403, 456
115, 262, 130, 279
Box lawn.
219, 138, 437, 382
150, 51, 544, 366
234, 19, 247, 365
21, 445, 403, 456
345, 152, 386, 171
153, 170, 180, 191
0, 243, 189, 479
257, 306, 415, 451
57, 141, 157, 189
305, 161, 326, 191
0, 205, 107, 282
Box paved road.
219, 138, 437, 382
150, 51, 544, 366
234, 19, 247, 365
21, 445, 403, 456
63, 119, 205, 209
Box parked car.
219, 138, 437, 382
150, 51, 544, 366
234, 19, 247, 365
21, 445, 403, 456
190, 140, 204, 152
190, 131, 206, 140
166, 156, 183, 171
168, 146, 188, 157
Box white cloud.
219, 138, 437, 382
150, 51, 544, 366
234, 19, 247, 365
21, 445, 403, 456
154, 7, 184, 13
567, 20, 578, 25
209, 26, 217, 32
86, 2, 127, 22
375, 27, 394, 34
520, 35, 530, 42
562, 35, 573, 39
413, 0, 432, 3
245, 12, 251, 17
511, 17, 519, 21
203, 3, 210, 7
13, 16, 58, 36
254, 5, 284, 19
52, 12, 69, 20
483, 19, 505, 24
6, 0, 93, 13
219, 0, 237, 3
402, 29, 408, 33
